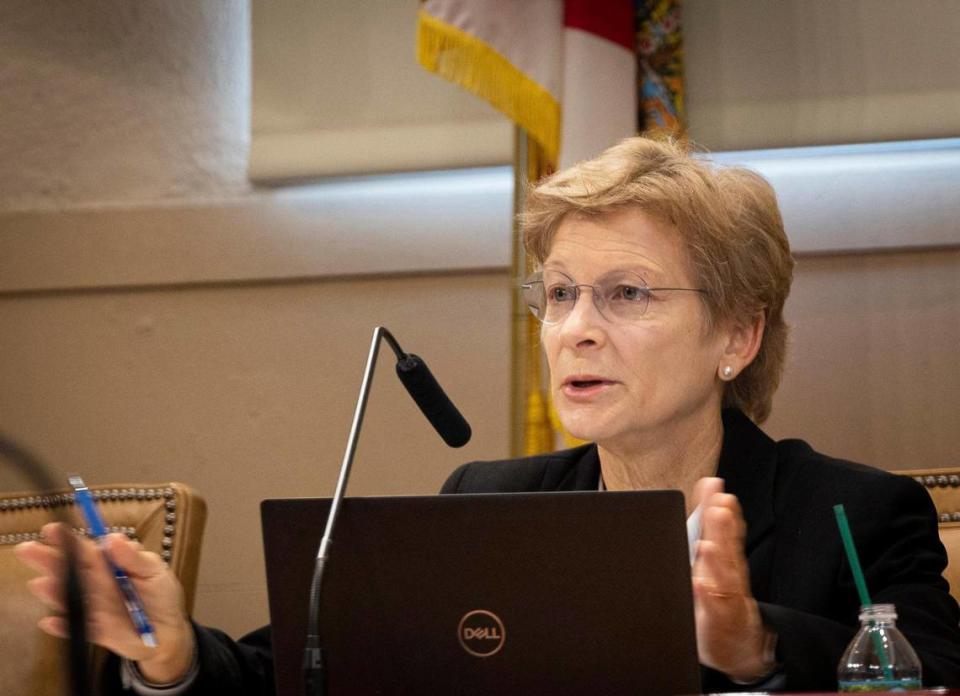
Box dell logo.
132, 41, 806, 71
463, 627, 501, 640
458, 610, 506, 658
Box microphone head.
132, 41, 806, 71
395, 354, 472, 448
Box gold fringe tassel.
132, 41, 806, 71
416, 10, 561, 168
524, 139, 587, 454
524, 299, 554, 455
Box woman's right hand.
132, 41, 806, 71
15, 522, 197, 685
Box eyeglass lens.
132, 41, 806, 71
522, 270, 654, 324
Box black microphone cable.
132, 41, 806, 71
0, 433, 90, 696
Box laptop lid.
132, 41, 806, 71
261, 490, 700, 696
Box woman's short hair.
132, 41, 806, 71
522, 137, 794, 423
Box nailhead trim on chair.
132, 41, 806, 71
911, 476, 960, 524
913, 475, 960, 489
0, 527, 138, 545
0, 486, 178, 564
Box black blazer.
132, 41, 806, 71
442, 409, 960, 691
104, 410, 960, 694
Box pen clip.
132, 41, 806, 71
68, 474, 107, 538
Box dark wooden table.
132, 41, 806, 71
709, 690, 959, 695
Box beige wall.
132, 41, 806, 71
251, 0, 960, 178
766, 249, 960, 471
685, 0, 960, 150
251, 0, 512, 179
2, 0, 958, 640
0, 0, 250, 212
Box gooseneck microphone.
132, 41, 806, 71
303, 326, 471, 696
0, 434, 90, 696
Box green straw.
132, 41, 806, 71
833, 503, 894, 681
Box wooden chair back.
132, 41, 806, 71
0, 482, 206, 695
901, 468, 960, 603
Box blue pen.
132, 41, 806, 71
68, 475, 158, 648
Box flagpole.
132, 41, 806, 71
509, 126, 529, 457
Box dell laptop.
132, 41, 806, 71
261, 490, 700, 695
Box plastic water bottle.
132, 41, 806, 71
837, 604, 922, 692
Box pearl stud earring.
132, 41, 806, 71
722, 366, 734, 379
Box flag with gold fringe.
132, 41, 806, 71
417, 0, 564, 168
417, 0, 637, 171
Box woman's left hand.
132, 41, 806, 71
691, 477, 777, 682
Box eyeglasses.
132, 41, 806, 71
521, 269, 708, 325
